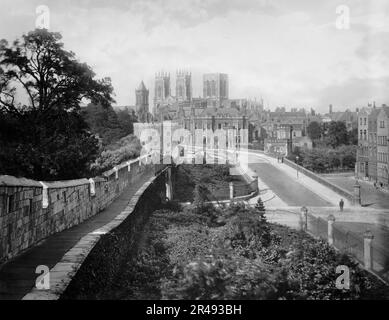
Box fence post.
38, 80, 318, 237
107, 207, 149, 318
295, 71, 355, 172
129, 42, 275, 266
327, 214, 335, 245
229, 182, 234, 200
363, 230, 374, 270
300, 206, 308, 231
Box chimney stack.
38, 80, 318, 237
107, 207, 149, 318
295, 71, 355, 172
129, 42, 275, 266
329, 104, 333, 114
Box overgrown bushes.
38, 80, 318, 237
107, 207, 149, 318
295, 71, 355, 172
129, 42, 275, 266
90, 134, 141, 174
173, 164, 242, 202
91, 198, 389, 300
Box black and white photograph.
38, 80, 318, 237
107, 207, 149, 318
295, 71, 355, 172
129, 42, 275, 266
0, 0, 389, 311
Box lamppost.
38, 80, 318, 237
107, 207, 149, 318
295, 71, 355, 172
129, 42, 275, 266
296, 155, 299, 178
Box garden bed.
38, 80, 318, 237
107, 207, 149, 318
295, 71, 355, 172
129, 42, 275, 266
173, 164, 247, 202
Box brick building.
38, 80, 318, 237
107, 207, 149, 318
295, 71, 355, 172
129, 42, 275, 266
356, 107, 371, 179
377, 106, 389, 187
367, 108, 380, 182
355, 104, 389, 187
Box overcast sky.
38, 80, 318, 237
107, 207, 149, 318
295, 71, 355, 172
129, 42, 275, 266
1, 0, 388, 113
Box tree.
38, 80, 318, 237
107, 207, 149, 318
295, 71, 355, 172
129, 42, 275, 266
117, 108, 136, 133
327, 121, 349, 148
348, 127, 358, 145
83, 105, 138, 147
255, 197, 265, 212
255, 197, 266, 223
306, 121, 322, 141
0, 29, 114, 180
336, 145, 357, 169
82, 103, 127, 147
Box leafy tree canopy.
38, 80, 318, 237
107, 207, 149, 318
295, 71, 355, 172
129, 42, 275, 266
0, 29, 114, 180
327, 121, 349, 148
82, 104, 136, 147
306, 121, 322, 141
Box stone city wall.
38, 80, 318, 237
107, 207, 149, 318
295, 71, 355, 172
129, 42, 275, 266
0, 155, 154, 265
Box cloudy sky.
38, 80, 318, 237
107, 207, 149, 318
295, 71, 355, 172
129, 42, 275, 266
1, 0, 388, 113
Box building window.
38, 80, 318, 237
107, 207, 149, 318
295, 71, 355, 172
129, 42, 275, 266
364, 118, 367, 125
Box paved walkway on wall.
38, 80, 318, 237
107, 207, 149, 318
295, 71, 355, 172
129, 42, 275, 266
0, 171, 154, 300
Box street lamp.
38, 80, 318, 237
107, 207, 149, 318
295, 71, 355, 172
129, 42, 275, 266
296, 155, 300, 178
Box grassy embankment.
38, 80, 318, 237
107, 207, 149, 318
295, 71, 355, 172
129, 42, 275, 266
101, 200, 389, 300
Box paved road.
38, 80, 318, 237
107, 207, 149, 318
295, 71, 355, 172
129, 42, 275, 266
249, 162, 332, 207
322, 174, 389, 210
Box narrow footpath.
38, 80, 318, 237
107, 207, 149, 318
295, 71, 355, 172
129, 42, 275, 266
0, 171, 153, 300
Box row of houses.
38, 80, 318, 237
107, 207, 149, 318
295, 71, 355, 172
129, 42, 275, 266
260, 105, 358, 156
356, 104, 389, 188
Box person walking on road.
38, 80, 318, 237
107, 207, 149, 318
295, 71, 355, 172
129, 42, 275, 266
339, 198, 344, 212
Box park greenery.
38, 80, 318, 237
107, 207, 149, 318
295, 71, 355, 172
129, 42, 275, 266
291, 121, 357, 173
173, 164, 244, 202
82, 103, 136, 147
0, 29, 139, 180
293, 145, 357, 173
307, 120, 358, 148
97, 197, 389, 300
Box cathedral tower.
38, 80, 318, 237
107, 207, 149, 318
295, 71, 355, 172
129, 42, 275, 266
135, 81, 149, 122
154, 72, 171, 110
176, 70, 192, 102
203, 73, 229, 107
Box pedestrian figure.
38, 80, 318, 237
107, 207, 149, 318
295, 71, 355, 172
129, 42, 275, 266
281, 156, 284, 163
339, 198, 344, 212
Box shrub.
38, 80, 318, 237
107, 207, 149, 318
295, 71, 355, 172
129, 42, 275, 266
164, 226, 213, 265
90, 134, 141, 174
